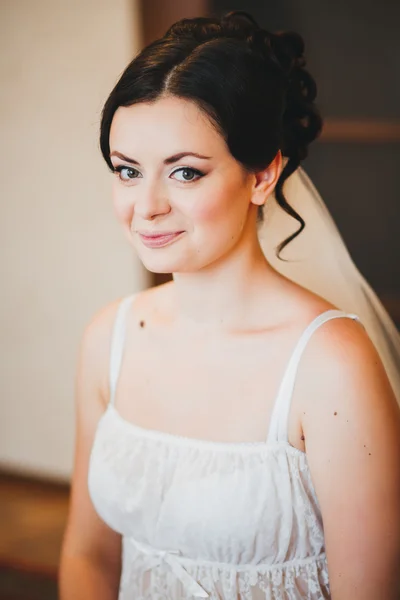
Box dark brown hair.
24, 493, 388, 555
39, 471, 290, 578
99, 10, 323, 259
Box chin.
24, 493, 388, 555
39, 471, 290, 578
145, 264, 176, 274
139, 255, 191, 274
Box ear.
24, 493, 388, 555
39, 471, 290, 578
250, 150, 283, 207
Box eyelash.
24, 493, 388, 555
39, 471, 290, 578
112, 165, 205, 184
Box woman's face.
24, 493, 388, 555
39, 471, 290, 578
109, 95, 278, 274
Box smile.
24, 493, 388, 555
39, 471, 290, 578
138, 231, 185, 248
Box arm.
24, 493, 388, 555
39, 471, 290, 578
59, 300, 123, 600
300, 317, 400, 600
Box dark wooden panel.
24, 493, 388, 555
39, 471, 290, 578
0, 470, 69, 574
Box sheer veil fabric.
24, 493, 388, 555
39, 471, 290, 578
258, 161, 400, 404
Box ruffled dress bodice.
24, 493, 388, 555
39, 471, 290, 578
88, 293, 361, 599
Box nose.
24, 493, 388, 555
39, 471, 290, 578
134, 179, 172, 221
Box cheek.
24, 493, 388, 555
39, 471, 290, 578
190, 178, 247, 230
112, 184, 133, 226
186, 184, 248, 261
189, 187, 234, 224
190, 199, 222, 223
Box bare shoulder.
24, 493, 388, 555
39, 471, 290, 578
272, 279, 399, 440
302, 310, 396, 404
295, 304, 398, 419
84, 284, 170, 336
294, 302, 400, 597
81, 296, 126, 407
82, 285, 171, 402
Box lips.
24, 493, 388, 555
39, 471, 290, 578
138, 231, 184, 248
138, 231, 183, 238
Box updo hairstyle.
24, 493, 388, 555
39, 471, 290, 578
99, 10, 323, 259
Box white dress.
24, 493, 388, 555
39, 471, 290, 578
88, 293, 362, 599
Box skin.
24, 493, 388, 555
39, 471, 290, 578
59, 94, 400, 599
109, 94, 288, 332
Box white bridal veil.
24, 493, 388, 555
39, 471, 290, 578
258, 163, 400, 404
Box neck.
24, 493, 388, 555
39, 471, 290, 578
169, 230, 285, 334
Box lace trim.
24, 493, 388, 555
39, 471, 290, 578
120, 539, 330, 600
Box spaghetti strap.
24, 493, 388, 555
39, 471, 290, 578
109, 293, 138, 407
266, 309, 363, 444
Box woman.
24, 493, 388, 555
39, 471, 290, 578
59, 10, 400, 600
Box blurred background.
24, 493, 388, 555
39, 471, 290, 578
0, 0, 399, 598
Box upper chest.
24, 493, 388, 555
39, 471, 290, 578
110, 311, 310, 448
101, 282, 335, 450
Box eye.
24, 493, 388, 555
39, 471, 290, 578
170, 167, 204, 183
113, 165, 140, 182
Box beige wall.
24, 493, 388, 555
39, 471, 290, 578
0, 0, 149, 481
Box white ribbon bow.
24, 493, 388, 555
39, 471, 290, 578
133, 538, 210, 598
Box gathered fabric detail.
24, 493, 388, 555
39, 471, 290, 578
87, 293, 362, 599
89, 410, 329, 599
119, 536, 330, 600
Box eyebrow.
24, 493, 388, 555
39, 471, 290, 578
109, 151, 212, 165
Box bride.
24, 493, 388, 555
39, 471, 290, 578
59, 10, 400, 600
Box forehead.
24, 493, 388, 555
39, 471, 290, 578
109, 96, 223, 155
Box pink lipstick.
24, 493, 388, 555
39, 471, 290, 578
138, 231, 184, 248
